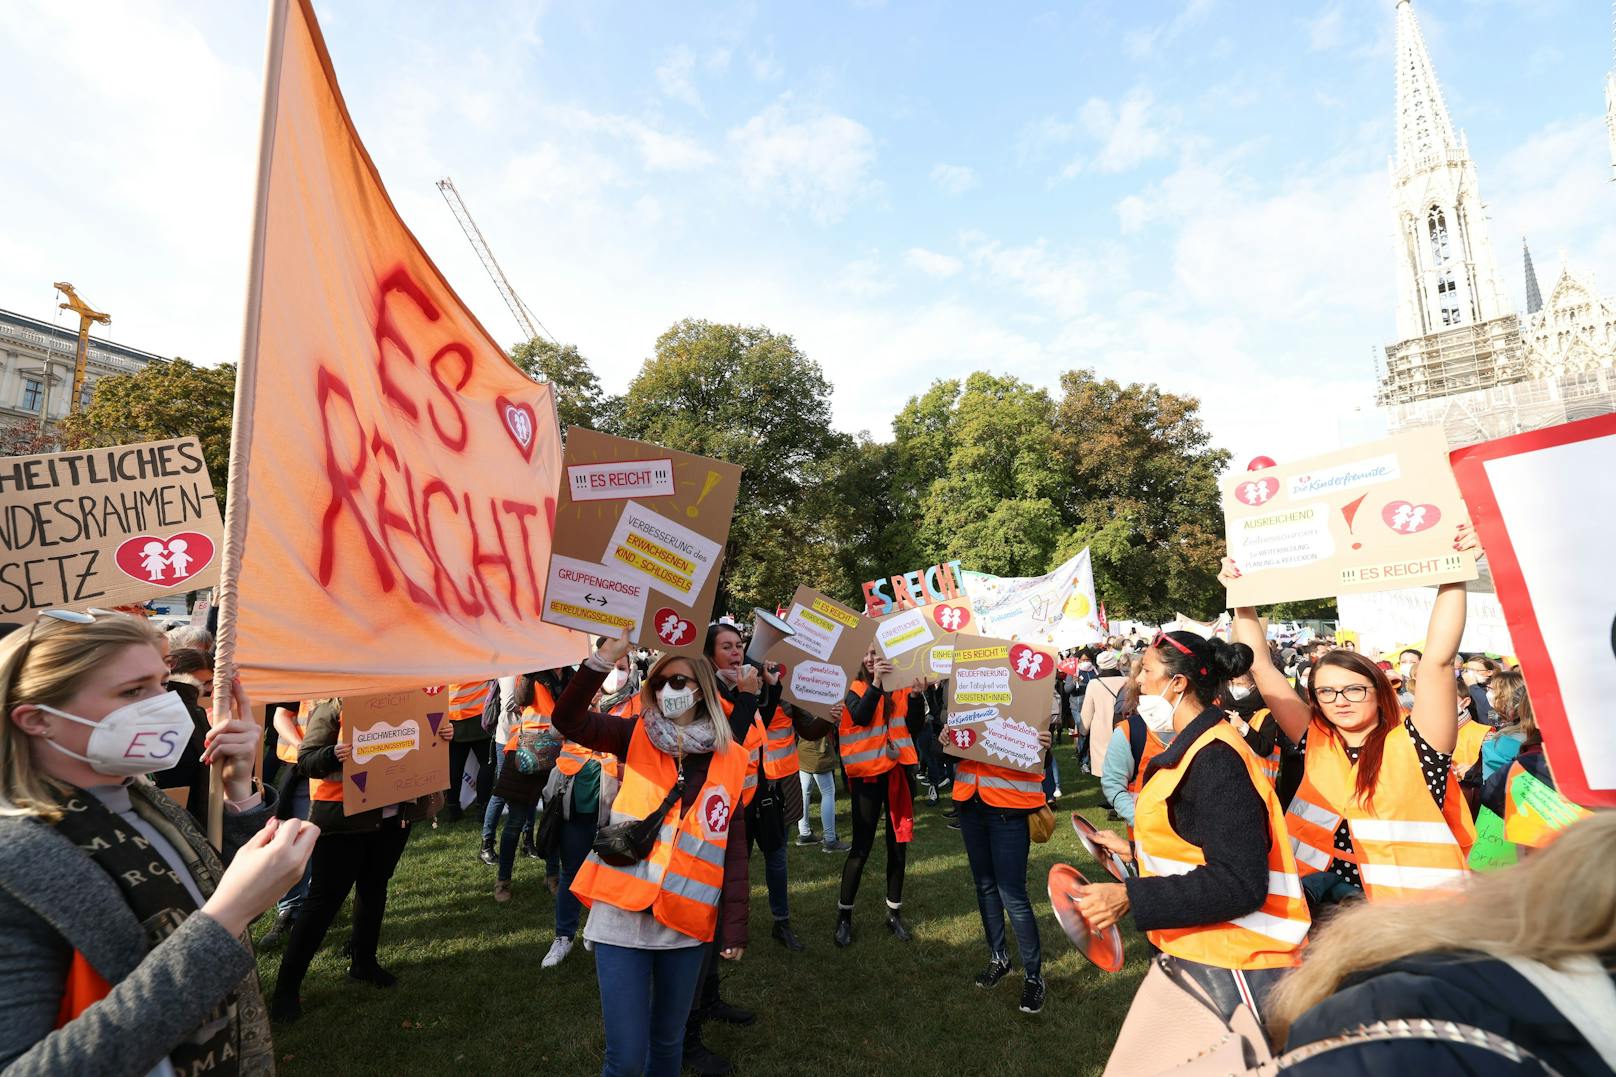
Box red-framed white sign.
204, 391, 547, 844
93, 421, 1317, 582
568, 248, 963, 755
1449, 413, 1616, 808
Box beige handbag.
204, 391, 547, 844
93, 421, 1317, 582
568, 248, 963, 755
1103, 955, 1273, 1077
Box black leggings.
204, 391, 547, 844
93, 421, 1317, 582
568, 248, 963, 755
838, 769, 910, 908
274, 823, 411, 1000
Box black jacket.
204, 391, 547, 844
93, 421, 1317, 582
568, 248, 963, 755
1284, 953, 1614, 1075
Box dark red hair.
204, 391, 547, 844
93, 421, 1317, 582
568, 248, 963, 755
1309, 650, 1403, 808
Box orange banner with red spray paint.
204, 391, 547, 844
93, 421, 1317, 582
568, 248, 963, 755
216, 0, 587, 700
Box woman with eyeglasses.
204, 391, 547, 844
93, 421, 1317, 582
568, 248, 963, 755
1079, 630, 1311, 1036
1223, 526, 1479, 911
556, 632, 755, 1077
0, 610, 316, 1074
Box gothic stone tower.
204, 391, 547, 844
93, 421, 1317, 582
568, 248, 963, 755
1378, 0, 1526, 405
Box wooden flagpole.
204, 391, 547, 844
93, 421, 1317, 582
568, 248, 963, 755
209, 0, 290, 849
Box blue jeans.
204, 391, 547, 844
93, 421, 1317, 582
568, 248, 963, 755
496, 801, 538, 882
958, 801, 1042, 978
276, 781, 312, 917
798, 770, 837, 842
555, 811, 596, 938
1042, 751, 1060, 799
594, 941, 708, 1077
481, 752, 511, 843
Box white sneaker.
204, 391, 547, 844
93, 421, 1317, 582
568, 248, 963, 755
542, 936, 574, 968
582, 936, 594, 952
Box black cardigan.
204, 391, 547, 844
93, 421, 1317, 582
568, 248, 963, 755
1123, 708, 1272, 932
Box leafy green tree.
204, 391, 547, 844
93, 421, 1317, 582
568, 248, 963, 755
614, 319, 846, 612
910, 374, 1063, 576
1050, 370, 1230, 621
56, 359, 235, 493
509, 338, 613, 436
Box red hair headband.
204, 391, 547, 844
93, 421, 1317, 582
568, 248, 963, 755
1153, 632, 1208, 677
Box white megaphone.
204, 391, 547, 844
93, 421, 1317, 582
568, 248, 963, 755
746, 607, 796, 664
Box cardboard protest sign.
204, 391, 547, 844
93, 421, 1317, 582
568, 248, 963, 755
872, 595, 976, 691
941, 634, 1055, 772
1335, 586, 1514, 658
1449, 412, 1616, 808
1222, 427, 1478, 607
0, 438, 222, 616
762, 586, 877, 723
541, 428, 740, 655
962, 548, 1101, 647
861, 560, 966, 617
341, 686, 451, 815
219, 0, 588, 699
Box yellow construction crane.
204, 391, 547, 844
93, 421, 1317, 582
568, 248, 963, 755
54, 282, 110, 415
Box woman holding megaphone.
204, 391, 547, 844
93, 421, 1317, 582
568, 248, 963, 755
555, 632, 756, 1077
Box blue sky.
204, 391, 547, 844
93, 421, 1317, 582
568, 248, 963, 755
1, 0, 1611, 463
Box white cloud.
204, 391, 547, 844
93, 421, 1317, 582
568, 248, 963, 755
728, 98, 878, 224
1308, 5, 1346, 52
656, 46, 701, 108
905, 248, 963, 278
1078, 90, 1169, 174
1125, 0, 1215, 59
836, 256, 894, 299
1029, 89, 1170, 177
961, 233, 1092, 318
548, 105, 716, 172
930, 163, 978, 194
749, 49, 783, 82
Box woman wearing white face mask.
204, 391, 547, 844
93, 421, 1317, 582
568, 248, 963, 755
556, 633, 754, 1077
1080, 630, 1311, 1037
0, 610, 317, 1075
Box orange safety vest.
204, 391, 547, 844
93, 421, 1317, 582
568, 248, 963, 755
1243, 709, 1282, 790
1134, 721, 1311, 970
569, 721, 748, 943
310, 705, 345, 803
952, 757, 1045, 810
274, 701, 309, 764
447, 680, 494, 724
741, 717, 765, 807
762, 711, 800, 781
504, 710, 553, 752
1285, 718, 1474, 901
556, 741, 621, 781
1452, 719, 1486, 778
55, 950, 112, 1027
837, 681, 917, 778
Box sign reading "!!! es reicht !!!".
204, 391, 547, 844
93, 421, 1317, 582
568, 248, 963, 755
0, 437, 222, 615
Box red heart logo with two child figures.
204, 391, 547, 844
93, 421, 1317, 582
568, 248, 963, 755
653, 608, 696, 647
1009, 643, 1053, 681
948, 727, 977, 750
496, 397, 538, 461
1235, 477, 1279, 507
1382, 501, 1441, 535
113, 532, 215, 585
931, 603, 971, 632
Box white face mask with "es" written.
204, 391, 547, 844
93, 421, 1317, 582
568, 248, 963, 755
39, 692, 196, 778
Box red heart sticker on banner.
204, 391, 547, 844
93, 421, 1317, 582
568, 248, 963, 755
653, 607, 696, 647
1234, 477, 1279, 507
113, 531, 216, 586
948, 727, 976, 749
496, 397, 537, 462
1009, 643, 1053, 681
931, 603, 971, 632
1381, 500, 1441, 534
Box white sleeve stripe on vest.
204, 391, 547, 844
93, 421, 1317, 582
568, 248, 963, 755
1348, 818, 1460, 845
1358, 863, 1467, 889
1290, 838, 1334, 870
1136, 850, 1196, 876
1286, 797, 1340, 830
1230, 907, 1312, 945
1267, 870, 1304, 899
675, 831, 726, 868
975, 774, 1046, 794
661, 871, 722, 905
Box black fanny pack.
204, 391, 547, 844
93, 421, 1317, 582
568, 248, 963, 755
592, 775, 685, 866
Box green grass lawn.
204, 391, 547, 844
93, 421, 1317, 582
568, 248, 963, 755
255, 770, 1147, 1076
